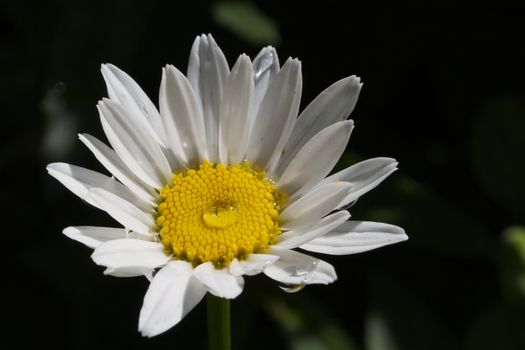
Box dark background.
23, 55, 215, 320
1, 1, 525, 349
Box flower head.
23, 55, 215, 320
47, 34, 407, 337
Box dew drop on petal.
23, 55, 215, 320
294, 257, 319, 276
279, 284, 306, 293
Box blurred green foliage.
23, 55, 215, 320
501, 226, 525, 304
464, 226, 525, 350
466, 305, 525, 350
469, 97, 525, 218
265, 295, 359, 350
366, 271, 456, 350
213, 2, 280, 45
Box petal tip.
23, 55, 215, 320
45, 163, 57, 173
62, 226, 76, 236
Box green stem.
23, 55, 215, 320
207, 294, 231, 350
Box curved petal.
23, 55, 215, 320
158, 68, 187, 166
246, 58, 302, 172
187, 34, 229, 162
79, 133, 157, 204
63, 226, 153, 249
193, 262, 244, 299
160, 65, 207, 165
229, 254, 279, 276
276, 76, 362, 176
101, 64, 166, 146
278, 120, 354, 195
98, 99, 172, 188
46, 162, 151, 212
300, 221, 408, 255
219, 54, 254, 164
89, 188, 155, 234
103, 266, 154, 278
91, 239, 170, 276
252, 46, 280, 110
275, 210, 350, 249
139, 261, 207, 337
263, 248, 337, 286
280, 182, 352, 229
320, 157, 398, 208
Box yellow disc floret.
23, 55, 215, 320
156, 161, 283, 267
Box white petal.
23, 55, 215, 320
101, 64, 167, 146
46, 162, 151, 212
98, 99, 172, 188
278, 120, 354, 195
300, 221, 408, 255
263, 249, 337, 286
252, 46, 280, 110
219, 54, 254, 164
246, 58, 302, 172
160, 65, 207, 165
79, 133, 157, 204
63, 226, 153, 249
139, 261, 207, 337
91, 239, 169, 277
320, 157, 398, 208
229, 254, 279, 276
89, 188, 155, 234
157, 69, 187, 166
193, 262, 244, 299
187, 34, 229, 162
103, 266, 155, 278
275, 210, 350, 249
280, 182, 352, 229
276, 76, 362, 176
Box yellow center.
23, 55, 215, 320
156, 161, 283, 267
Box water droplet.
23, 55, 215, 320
278, 283, 305, 293
263, 260, 274, 268
151, 267, 161, 278
340, 198, 358, 210
203, 204, 237, 229
254, 49, 274, 79
295, 258, 319, 276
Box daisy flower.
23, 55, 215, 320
47, 34, 407, 337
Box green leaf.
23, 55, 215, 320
466, 305, 525, 350
212, 2, 281, 45
265, 295, 359, 350
501, 226, 525, 304
365, 311, 400, 350
366, 271, 457, 350
469, 96, 525, 217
